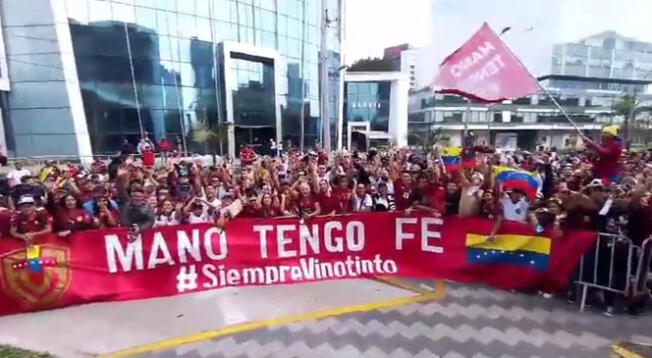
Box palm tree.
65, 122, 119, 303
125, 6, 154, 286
612, 94, 652, 142
410, 126, 448, 153
192, 121, 232, 155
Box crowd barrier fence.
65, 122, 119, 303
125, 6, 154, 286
574, 233, 652, 312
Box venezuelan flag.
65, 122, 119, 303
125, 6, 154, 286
493, 166, 541, 198
462, 157, 477, 169
442, 146, 462, 171
466, 233, 551, 271
26, 245, 43, 273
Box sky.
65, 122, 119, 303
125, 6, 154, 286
344, 0, 652, 88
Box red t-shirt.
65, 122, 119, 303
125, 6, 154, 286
297, 195, 318, 215
54, 208, 94, 232
97, 208, 120, 228
393, 179, 413, 210
587, 139, 622, 179
256, 205, 282, 218
0, 208, 13, 237
331, 188, 351, 214
11, 209, 52, 235
430, 186, 446, 212
142, 150, 155, 167
316, 192, 335, 214
239, 204, 259, 218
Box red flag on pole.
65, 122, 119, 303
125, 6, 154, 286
433, 23, 540, 102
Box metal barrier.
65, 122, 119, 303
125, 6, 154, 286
633, 237, 652, 296
574, 233, 652, 312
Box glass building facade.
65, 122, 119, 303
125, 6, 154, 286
0, 0, 341, 156
343, 81, 391, 147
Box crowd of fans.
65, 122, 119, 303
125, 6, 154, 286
1, 126, 651, 314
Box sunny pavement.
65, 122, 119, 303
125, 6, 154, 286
0, 279, 413, 358
138, 281, 652, 358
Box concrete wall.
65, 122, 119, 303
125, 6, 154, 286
1, 0, 92, 158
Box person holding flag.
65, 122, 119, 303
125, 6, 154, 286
579, 125, 623, 183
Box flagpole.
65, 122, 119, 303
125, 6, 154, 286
487, 104, 493, 145
538, 82, 581, 133
464, 99, 470, 137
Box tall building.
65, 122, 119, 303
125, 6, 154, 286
409, 31, 652, 149
384, 44, 418, 90
552, 31, 652, 81
0, 0, 342, 158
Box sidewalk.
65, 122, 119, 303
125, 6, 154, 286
0, 279, 414, 358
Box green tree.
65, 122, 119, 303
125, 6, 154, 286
348, 57, 395, 72
410, 126, 448, 153
613, 94, 652, 142
192, 121, 232, 155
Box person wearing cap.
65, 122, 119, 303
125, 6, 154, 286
580, 125, 623, 183
38, 160, 60, 182
239, 145, 257, 166
458, 169, 485, 217
487, 188, 531, 242
561, 178, 610, 231
183, 198, 212, 224
9, 195, 52, 244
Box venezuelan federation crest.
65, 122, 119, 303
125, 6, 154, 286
0, 245, 71, 306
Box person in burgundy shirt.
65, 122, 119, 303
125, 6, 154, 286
142, 145, 156, 168
239, 195, 260, 218
10, 196, 53, 244
314, 178, 335, 215
581, 125, 623, 182
393, 171, 414, 211
54, 194, 99, 236
295, 182, 321, 219
0, 195, 13, 237
330, 175, 352, 214
256, 193, 282, 218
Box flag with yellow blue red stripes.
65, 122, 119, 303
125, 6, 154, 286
465, 233, 551, 271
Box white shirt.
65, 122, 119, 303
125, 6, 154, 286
380, 180, 395, 195
7, 168, 31, 187
155, 212, 180, 227
499, 195, 529, 223
186, 212, 211, 224
202, 197, 221, 209
352, 194, 373, 212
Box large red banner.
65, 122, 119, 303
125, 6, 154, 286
0, 212, 596, 316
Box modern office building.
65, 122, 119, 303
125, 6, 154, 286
409, 31, 652, 149
552, 31, 652, 81
383, 44, 418, 90
0, 15, 10, 155
342, 72, 409, 150
410, 74, 652, 149
0, 0, 342, 158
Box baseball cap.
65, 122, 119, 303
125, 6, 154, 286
471, 171, 484, 181
588, 178, 605, 188
17, 195, 35, 205
601, 125, 620, 137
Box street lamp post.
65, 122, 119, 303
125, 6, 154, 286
320, 1, 331, 151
